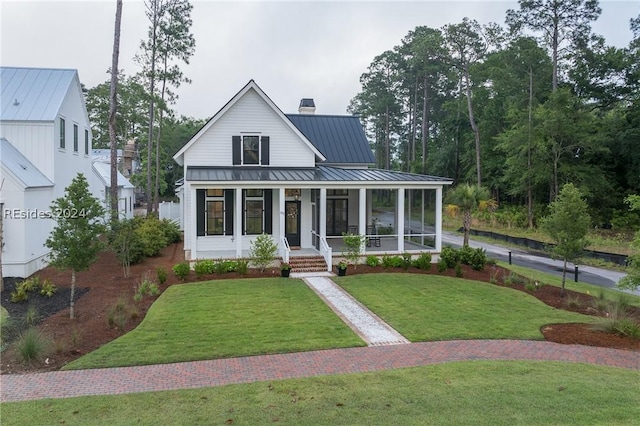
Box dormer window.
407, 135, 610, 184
232, 135, 270, 166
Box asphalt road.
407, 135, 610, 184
442, 231, 639, 297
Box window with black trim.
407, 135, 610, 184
84, 129, 89, 154
245, 189, 264, 234
206, 189, 224, 235
59, 118, 66, 149
73, 124, 79, 152
243, 136, 260, 165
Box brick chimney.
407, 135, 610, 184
298, 98, 316, 114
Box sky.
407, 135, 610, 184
1, 0, 638, 120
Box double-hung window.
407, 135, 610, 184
232, 135, 269, 166
73, 124, 79, 152
206, 189, 225, 235
244, 189, 264, 234
59, 118, 66, 149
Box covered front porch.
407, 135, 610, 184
182, 166, 451, 271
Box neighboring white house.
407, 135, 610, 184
91, 161, 135, 219
173, 80, 452, 270
0, 66, 106, 277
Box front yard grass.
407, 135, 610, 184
334, 273, 592, 341
4, 362, 639, 425
64, 278, 365, 370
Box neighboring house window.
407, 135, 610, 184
244, 189, 264, 234
59, 118, 66, 149
73, 124, 79, 152
232, 135, 270, 166
84, 129, 89, 154
206, 189, 225, 235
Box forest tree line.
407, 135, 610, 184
86, 0, 639, 229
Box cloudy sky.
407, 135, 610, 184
1, 1, 638, 120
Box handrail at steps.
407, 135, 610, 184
280, 237, 290, 263
319, 236, 332, 271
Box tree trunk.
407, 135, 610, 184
109, 0, 123, 223
463, 209, 472, 247
146, 1, 159, 216
463, 65, 482, 186
70, 269, 76, 319
422, 75, 429, 175
552, 18, 559, 92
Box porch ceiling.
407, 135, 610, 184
186, 165, 452, 186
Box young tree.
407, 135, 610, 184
109, 0, 123, 223
445, 183, 495, 246
45, 174, 106, 319
540, 183, 591, 296
618, 195, 640, 291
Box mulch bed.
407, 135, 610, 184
1, 243, 638, 374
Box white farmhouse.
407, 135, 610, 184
0, 67, 104, 278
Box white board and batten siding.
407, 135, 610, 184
183, 88, 316, 168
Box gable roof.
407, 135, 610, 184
286, 114, 375, 164
173, 80, 326, 165
0, 67, 77, 121
92, 161, 134, 189
0, 137, 53, 188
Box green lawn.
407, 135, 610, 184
334, 273, 592, 341
4, 362, 639, 425
64, 278, 364, 370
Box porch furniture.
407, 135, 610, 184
366, 225, 381, 247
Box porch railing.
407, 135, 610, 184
280, 237, 290, 263
319, 236, 332, 272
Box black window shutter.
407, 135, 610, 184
232, 136, 241, 165
260, 136, 270, 165
264, 189, 272, 234
224, 190, 234, 235
196, 189, 205, 236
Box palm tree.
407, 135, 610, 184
445, 184, 495, 247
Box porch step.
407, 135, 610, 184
287, 255, 328, 273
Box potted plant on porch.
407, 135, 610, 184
280, 262, 291, 277
336, 261, 348, 276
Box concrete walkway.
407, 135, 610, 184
2, 341, 638, 402
303, 276, 409, 346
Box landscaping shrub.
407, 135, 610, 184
156, 267, 168, 285
107, 296, 135, 331
439, 247, 459, 269
173, 262, 191, 281
381, 255, 394, 269
110, 218, 144, 277
10, 276, 57, 303
135, 217, 168, 257
454, 263, 464, 277
237, 260, 249, 275
366, 255, 380, 267
467, 248, 488, 270
249, 233, 277, 272
23, 306, 40, 327
342, 233, 365, 267
388, 256, 404, 268
160, 219, 182, 243
401, 253, 412, 270
437, 259, 447, 272
412, 252, 432, 270
134, 274, 160, 302
39, 279, 57, 297
15, 328, 51, 364
194, 259, 215, 277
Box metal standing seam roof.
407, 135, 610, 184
0, 67, 77, 121
92, 161, 135, 189
0, 137, 53, 188
286, 114, 376, 165
186, 165, 452, 184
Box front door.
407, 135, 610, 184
285, 201, 301, 247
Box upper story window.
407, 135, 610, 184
59, 118, 66, 149
84, 129, 89, 155
73, 124, 79, 152
232, 135, 269, 166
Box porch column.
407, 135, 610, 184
397, 187, 405, 253
435, 186, 443, 252
190, 186, 198, 260
319, 188, 327, 239
279, 188, 285, 242
359, 188, 366, 253
235, 187, 242, 257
